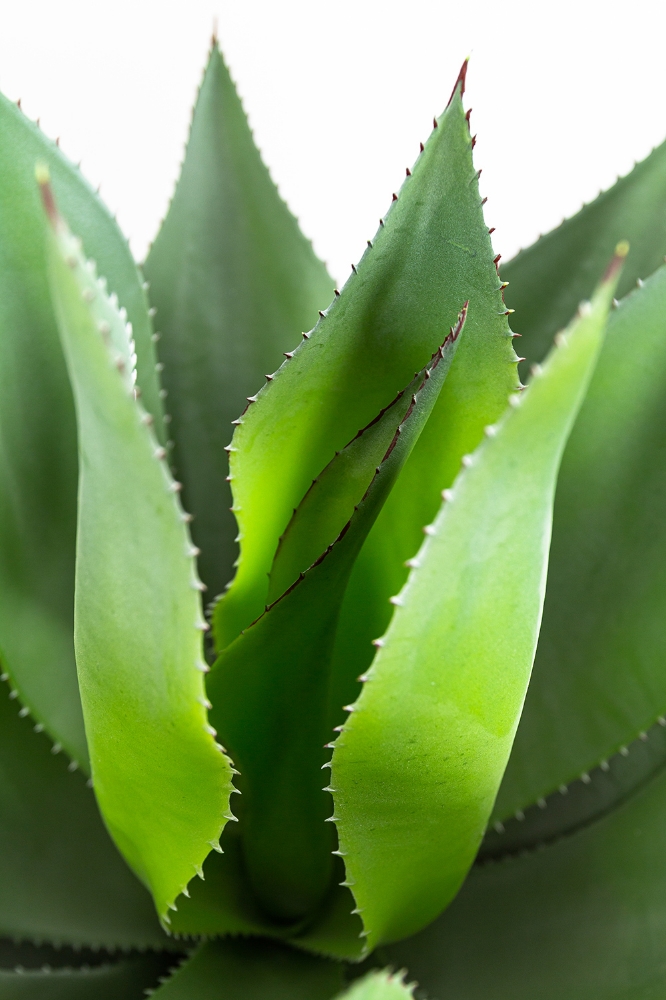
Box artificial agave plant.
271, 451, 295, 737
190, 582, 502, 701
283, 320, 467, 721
3, 34, 666, 1000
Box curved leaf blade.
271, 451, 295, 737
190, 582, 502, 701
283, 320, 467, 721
207, 336, 459, 930
41, 181, 235, 926
144, 44, 334, 600
495, 263, 666, 822
0, 955, 170, 1000
0, 678, 173, 950
152, 938, 344, 1000
383, 760, 666, 1000
481, 716, 666, 860
330, 254, 623, 950
503, 135, 666, 376
0, 92, 165, 767
268, 321, 463, 604
214, 65, 517, 650
336, 972, 415, 1000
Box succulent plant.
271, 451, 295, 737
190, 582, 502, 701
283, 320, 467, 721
2, 32, 666, 999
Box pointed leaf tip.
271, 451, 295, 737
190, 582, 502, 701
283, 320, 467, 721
604, 240, 630, 282
447, 57, 469, 107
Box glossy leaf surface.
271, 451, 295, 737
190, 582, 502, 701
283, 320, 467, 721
0, 679, 172, 950
152, 938, 344, 1000
144, 44, 334, 600
331, 257, 621, 951
43, 186, 234, 925
504, 135, 666, 377
383, 762, 666, 1000
215, 66, 516, 650
207, 335, 459, 929
495, 264, 666, 822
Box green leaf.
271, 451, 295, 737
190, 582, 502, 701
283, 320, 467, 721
336, 971, 415, 1000
41, 179, 235, 926
0, 678, 173, 950
494, 263, 666, 823
151, 938, 344, 1000
481, 716, 666, 860
143, 43, 334, 601
503, 136, 666, 376
214, 64, 517, 651
0, 93, 164, 768
206, 334, 460, 932
0, 953, 171, 1000
330, 252, 623, 951
268, 321, 463, 604
382, 758, 666, 1000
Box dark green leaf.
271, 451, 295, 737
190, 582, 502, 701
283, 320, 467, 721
383, 761, 666, 1000
0, 681, 171, 950
495, 263, 666, 822
214, 65, 517, 651
143, 44, 334, 600
0, 954, 170, 1000
503, 136, 666, 377
152, 938, 344, 1000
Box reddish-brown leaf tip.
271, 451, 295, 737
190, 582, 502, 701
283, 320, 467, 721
447, 57, 469, 107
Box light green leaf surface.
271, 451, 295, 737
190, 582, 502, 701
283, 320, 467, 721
152, 938, 344, 1000
0, 678, 172, 950
382, 761, 666, 1000
337, 971, 415, 1000
0, 92, 164, 769
42, 183, 234, 926
331, 256, 622, 951
144, 43, 334, 600
269, 323, 463, 604
214, 65, 517, 651
503, 135, 666, 377
206, 336, 459, 932
0, 954, 170, 1000
494, 263, 666, 822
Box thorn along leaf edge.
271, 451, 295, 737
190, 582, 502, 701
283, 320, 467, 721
3, 41, 666, 998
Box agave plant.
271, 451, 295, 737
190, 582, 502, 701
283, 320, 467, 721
2, 33, 666, 1000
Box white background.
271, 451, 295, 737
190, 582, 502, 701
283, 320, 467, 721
0, 0, 664, 284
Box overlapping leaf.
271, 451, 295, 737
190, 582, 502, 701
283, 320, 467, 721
494, 263, 666, 824
336, 971, 415, 1000
41, 180, 234, 926
144, 43, 334, 600
0, 679, 172, 950
0, 93, 164, 769
503, 135, 666, 376
383, 759, 666, 999
0, 952, 171, 1000
206, 331, 461, 934
151, 938, 344, 999
214, 64, 517, 652
330, 254, 622, 951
